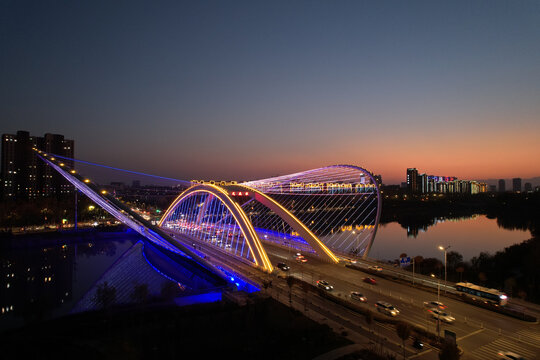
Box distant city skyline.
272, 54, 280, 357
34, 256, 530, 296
2, 1, 540, 185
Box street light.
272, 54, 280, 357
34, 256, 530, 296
431, 274, 441, 338
438, 245, 451, 294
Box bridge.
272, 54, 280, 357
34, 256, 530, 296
31, 149, 540, 359
34, 148, 381, 286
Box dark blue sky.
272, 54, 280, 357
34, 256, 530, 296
2, 1, 540, 184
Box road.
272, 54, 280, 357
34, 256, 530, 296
163, 229, 540, 360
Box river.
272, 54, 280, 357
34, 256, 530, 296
371, 215, 531, 262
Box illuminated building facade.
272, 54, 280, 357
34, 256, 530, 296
406, 168, 418, 193
0, 240, 74, 325
1, 131, 74, 199
405, 168, 486, 194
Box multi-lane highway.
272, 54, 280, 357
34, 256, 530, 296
265, 246, 539, 360
163, 229, 540, 360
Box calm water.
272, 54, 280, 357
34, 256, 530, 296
1, 216, 530, 331
0, 230, 227, 332
371, 215, 531, 262
0, 233, 138, 331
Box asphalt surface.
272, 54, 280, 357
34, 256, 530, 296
163, 229, 540, 360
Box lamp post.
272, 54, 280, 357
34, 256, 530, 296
438, 245, 451, 294
431, 274, 440, 338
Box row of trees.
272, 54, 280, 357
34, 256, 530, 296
398, 236, 540, 302
0, 196, 114, 230
93, 280, 184, 309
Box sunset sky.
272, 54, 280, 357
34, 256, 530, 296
2, 1, 540, 184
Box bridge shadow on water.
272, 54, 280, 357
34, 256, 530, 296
0, 231, 352, 360
72, 238, 231, 313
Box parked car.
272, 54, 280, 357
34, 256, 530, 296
363, 277, 376, 285
276, 262, 290, 271
375, 301, 399, 316
428, 308, 455, 323
350, 291, 367, 302
317, 280, 333, 291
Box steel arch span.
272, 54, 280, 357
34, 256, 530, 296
158, 184, 274, 272
241, 165, 382, 259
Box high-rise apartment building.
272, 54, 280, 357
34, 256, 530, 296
405, 168, 485, 195
498, 179, 506, 192
512, 178, 522, 193
406, 168, 418, 193
1, 130, 74, 199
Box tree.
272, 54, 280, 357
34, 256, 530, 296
455, 266, 465, 282
286, 276, 295, 304
94, 282, 116, 309
365, 311, 373, 330
439, 341, 461, 360
396, 321, 411, 359
446, 251, 463, 272
131, 283, 149, 304
261, 278, 272, 293
160, 281, 182, 300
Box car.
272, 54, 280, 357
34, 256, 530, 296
276, 262, 290, 271
363, 277, 376, 285
413, 338, 424, 350
375, 301, 399, 316
296, 255, 307, 263
497, 351, 527, 360
428, 308, 455, 323
424, 301, 447, 310
368, 265, 383, 272
350, 291, 367, 302
317, 280, 333, 291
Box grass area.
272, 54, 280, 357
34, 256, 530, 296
0, 295, 352, 360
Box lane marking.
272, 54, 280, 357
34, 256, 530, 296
457, 328, 485, 341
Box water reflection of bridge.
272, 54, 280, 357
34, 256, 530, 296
35, 149, 381, 286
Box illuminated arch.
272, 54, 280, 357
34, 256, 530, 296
242, 164, 382, 259
158, 184, 273, 272
228, 185, 340, 263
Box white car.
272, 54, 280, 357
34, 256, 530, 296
376, 301, 399, 316
368, 265, 383, 272
317, 280, 333, 291
350, 291, 367, 302
428, 308, 455, 323
497, 351, 527, 360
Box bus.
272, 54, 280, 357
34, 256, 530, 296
455, 282, 508, 306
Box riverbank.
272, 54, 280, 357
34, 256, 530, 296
0, 225, 138, 249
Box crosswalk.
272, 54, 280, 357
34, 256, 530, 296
512, 329, 540, 347
466, 336, 538, 360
